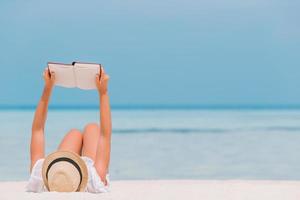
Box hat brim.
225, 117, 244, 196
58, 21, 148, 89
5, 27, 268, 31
42, 151, 88, 192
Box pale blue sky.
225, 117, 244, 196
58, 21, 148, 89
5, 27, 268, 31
0, 0, 299, 107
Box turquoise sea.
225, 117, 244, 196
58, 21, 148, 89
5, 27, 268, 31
0, 108, 300, 181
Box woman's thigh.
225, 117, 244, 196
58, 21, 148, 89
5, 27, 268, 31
82, 123, 110, 183
58, 129, 83, 155
82, 123, 100, 161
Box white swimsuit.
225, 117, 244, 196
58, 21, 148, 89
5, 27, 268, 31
26, 156, 109, 193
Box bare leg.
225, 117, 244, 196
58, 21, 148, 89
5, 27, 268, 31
82, 123, 110, 184
58, 129, 83, 155
82, 123, 100, 161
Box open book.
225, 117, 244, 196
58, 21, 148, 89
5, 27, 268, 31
48, 62, 102, 90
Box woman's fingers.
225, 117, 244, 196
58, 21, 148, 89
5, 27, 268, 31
43, 69, 49, 79
50, 72, 55, 81
96, 67, 109, 91
100, 68, 104, 82
95, 67, 109, 94
43, 68, 51, 78
96, 74, 100, 84
100, 67, 109, 82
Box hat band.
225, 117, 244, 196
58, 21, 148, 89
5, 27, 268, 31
46, 157, 83, 189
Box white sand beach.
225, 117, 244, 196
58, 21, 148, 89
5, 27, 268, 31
0, 180, 300, 200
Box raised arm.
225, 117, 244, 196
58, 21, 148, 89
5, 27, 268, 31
95, 68, 112, 181
30, 69, 55, 171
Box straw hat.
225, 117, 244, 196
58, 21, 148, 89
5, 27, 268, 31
42, 151, 88, 192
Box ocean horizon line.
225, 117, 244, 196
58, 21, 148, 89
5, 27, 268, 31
2, 104, 300, 110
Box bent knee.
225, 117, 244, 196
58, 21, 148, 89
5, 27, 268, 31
68, 129, 83, 140
83, 123, 100, 142
84, 123, 99, 133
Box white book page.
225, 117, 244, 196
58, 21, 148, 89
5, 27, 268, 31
74, 63, 101, 90
48, 63, 76, 88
